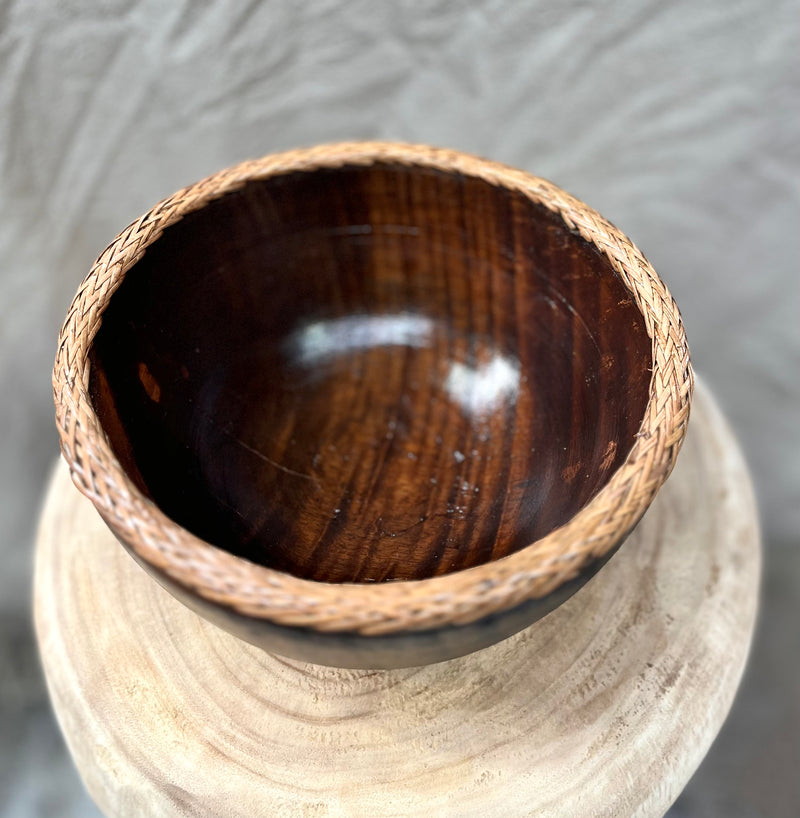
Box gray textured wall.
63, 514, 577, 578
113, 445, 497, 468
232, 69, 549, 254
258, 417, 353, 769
1, 1, 797, 815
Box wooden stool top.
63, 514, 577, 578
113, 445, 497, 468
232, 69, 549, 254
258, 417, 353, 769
34, 379, 759, 817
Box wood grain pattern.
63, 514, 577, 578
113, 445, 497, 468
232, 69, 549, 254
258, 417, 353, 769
89, 163, 651, 583
34, 378, 759, 818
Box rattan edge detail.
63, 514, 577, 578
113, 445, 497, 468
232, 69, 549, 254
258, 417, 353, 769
53, 141, 693, 635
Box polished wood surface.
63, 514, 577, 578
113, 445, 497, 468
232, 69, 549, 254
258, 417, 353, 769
90, 164, 651, 583
34, 379, 760, 817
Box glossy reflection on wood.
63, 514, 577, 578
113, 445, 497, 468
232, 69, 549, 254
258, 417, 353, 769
89, 164, 651, 583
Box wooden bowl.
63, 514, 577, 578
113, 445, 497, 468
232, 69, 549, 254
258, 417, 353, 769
53, 142, 692, 668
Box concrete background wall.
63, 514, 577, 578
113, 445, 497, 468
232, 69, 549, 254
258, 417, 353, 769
1, 1, 797, 815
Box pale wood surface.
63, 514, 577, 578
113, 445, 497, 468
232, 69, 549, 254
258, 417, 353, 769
34, 379, 760, 818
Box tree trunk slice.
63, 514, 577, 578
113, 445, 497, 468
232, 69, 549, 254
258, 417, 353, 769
34, 378, 760, 818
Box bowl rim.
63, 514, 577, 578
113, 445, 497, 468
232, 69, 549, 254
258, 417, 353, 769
53, 141, 693, 636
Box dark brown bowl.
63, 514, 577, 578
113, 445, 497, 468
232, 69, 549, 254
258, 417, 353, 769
54, 143, 692, 668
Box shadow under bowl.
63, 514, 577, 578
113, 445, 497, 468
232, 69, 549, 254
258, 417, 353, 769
55, 143, 691, 668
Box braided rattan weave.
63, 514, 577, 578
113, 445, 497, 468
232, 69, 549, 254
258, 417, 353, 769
53, 142, 693, 636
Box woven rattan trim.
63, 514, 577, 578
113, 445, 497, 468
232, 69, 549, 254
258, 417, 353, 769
53, 142, 693, 635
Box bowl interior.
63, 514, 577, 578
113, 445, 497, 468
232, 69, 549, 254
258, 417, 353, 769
89, 164, 651, 583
